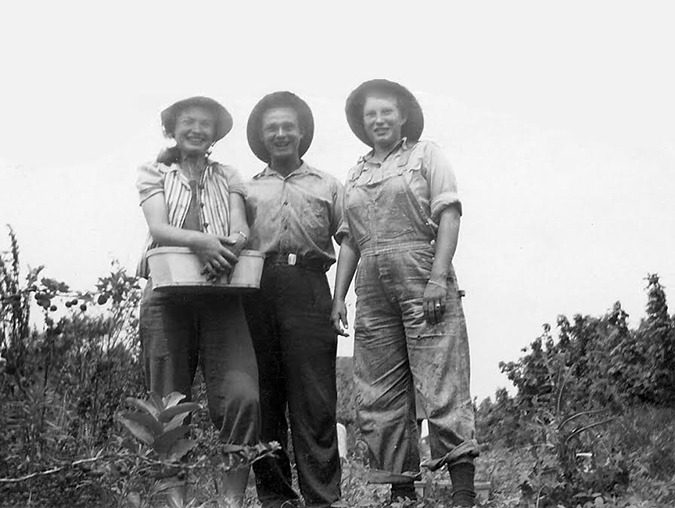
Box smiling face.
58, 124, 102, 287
171, 105, 217, 157
362, 93, 407, 151
260, 107, 303, 165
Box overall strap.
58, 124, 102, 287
397, 146, 437, 238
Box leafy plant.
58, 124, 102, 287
115, 391, 282, 508
119, 391, 201, 464
113, 391, 202, 508
474, 274, 675, 506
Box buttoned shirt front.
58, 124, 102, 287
244, 162, 345, 266
135, 159, 245, 277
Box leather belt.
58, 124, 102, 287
264, 253, 330, 272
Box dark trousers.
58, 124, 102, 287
140, 284, 260, 446
243, 265, 341, 508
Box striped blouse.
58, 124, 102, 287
135, 159, 245, 278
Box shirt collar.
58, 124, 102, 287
254, 160, 316, 180
358, 137, 410, 164
166, 159, 215, 186
165, 158, 215, 174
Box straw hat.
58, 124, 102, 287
247, 91, 314, 163
345, 79, 424, 147
161, 96, 233, 142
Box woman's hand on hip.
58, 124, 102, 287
331, 298, 350, 337
423, 279, 447, 325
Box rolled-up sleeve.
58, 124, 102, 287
136, 161, 166, 205
425, 143, 462, 219
336, 219, 357, 250
219, 164, 246, 197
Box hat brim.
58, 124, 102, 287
161, 96, 233, 143
247, 91, 314, 163
345, 79, 424, 147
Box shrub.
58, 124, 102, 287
477, 274, 675, 505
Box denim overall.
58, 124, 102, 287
345, 143, 478, 480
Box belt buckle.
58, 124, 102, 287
287, 253, 297, 266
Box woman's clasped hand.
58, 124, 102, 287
194, 233, 246, 280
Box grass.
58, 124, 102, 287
2, 409, 674, 507
183, 406, 675, 507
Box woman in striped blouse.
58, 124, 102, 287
136, 96, 259, 507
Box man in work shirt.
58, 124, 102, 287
242, 91, 344, 508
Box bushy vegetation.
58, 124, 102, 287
475, 274, 675, 506
2, 224, 674, 507
0, 225, 147, 506
0, 227, 273, 507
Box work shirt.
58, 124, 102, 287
244, 162, 345, 266
135, 159, 245, 278
339, 138, 461, 245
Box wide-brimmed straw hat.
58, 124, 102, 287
161, 96, 233, 142
247, 91, 314, 163
345, 79, 424, 147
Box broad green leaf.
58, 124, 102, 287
164, 412, 189, 432
162, 391, 187, 409
125, 397, 160, 418
168, 438, 197, 462
118, 416, 154, 445
158, 402, 200, 423
119, 410, 162, 436
154, 426, 191, 458
148, 391, 165, 412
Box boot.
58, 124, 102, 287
221, 466, 250, 508
448, 462, 476, 507
390, 482, 417, 502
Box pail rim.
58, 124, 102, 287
147, 247, 264, 258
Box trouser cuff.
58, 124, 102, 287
367, 469, 421, 484
421, 439, 479, 471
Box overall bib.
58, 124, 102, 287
344, 146, 478, 480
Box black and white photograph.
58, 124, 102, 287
1, 2, 674, 507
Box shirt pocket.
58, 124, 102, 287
345, 189, 372, 245
303, 199, 330, 246
402, 157, 433, 206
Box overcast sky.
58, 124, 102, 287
1, 1, 674, 400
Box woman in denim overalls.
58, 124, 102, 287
332, 80, 478, 506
